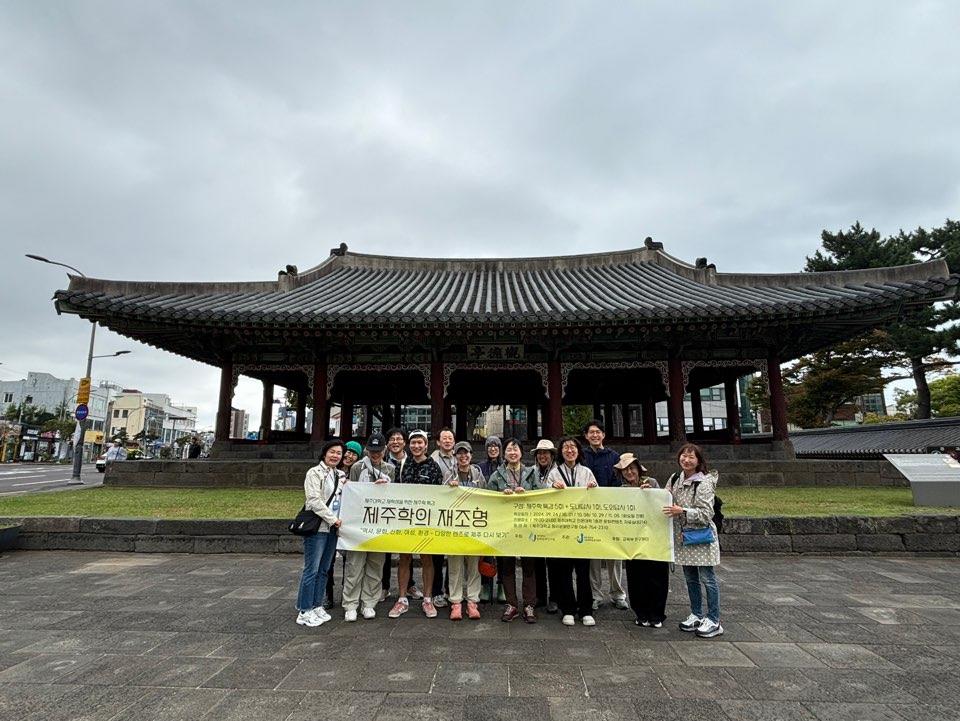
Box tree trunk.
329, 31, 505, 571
912, 356, 931, 419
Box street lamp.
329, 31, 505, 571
27, 254, 130, 483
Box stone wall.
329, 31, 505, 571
104, 458, 909, 488
1, 514, 956, 555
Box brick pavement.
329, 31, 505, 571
1, 551, 959, 720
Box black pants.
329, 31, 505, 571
625, 559, 670, 624
430, 555, 447, 597
534, 558, 550, 607
381, 554, 392, 591
548, 557, 592, 617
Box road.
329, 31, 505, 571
0, 463, 103, 496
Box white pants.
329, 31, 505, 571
447, 555, 481, 603
341, 550, 385, 611
590, 558, 625, 601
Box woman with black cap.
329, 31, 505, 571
295, 439, 347, 628
615, 452, 670, 628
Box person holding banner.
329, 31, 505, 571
390, 429, 443, 619
486, 438, 539, 622
384, 428, 422, 603
445, 441, 486, 620
341, 433, 394, 622
663, 443, 723, 639
295, 439, 346, 628
429, 428, 458, 609
532, 439, 559, 614
615, 452, 669, 628
546, 436, 599, 626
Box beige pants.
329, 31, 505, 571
447, 555, 481, 603
590, 558, 626, 602
342, 550, 385, 611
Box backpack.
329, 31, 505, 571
668, 472, 724, 534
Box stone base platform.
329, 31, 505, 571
104, 458, 908, 488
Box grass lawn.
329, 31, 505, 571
0, 486, 956, 519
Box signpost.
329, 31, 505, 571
75, 404, 89, 421
884, 453, 960, 507
77, 377, 91, 405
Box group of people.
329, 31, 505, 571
295, 420, 723, 638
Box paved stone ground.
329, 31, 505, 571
1, 552, 959, 721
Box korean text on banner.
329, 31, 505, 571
336, 483, 674, 562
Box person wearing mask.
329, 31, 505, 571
664, 443, 723, 638
429, 428, 457, 608
546, 436, 598, 627
445, 441, 486, 620
532, 439, 559, 614
616, 452, 669, 628
487, 438, 539, 622
295, 439, 346, 628
389, 429, 443, 619
581, 420, 627, 611
341, 433, 394, 622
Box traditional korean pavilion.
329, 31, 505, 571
53, 239, 958, 459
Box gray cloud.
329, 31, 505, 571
2, 1, 958, 426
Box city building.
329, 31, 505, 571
107, 390, 197, 451
229, 408, 249, 439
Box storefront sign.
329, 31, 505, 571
337, 483, 674, 561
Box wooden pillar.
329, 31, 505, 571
724, 376, 741, 444
430, 361, 444, 436
215, 360, 234, 442
667, 356, 686, 446
767, 351, 789, 442
642, 396, 657, 443
603, 403, 614, 435
342, 399, 354, 439
526, 403, 538, 440
547, 361, 562, 438
621, 403, 631, 438
690, 388, 704, 435
443, 398, 453, 429
260, 381, 274, 441
311, 363, 327, 442
382, 404, 394, 431
394, 403, 403, 429
592, 402, 602, 422
364, 405, 374, 437
295, 389, 307, 434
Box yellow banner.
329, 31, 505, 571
337, 483, 675, 562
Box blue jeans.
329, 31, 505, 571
682, 565, 720, 623
297, 530, 338, 611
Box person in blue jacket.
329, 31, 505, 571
581, 419, 628, 610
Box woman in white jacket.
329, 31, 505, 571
296, 439, 347, 628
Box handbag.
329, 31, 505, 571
288, 469, 341, 536
682, 527, 715, 545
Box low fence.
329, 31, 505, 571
1, 514, 956, 555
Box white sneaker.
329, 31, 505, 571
362, 606, 376, 620
613, 597, 629, 610
344, 609, 358, 622
679, 613, 703, 632
591, 599, 601, 611
408, 587, 424, 600
695, 619, 724, 638
432, 594, 448, 608
561, 614, 575, 626
313, 606, 332, 623
296, 610, 322, 627
380, 588, 391, 602
582, 615, 596, 626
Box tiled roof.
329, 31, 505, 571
54, 244, 958, 327
792, 418, 960, 458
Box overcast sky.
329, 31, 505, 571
1, 1, 958, 429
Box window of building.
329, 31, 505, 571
113, 410, 120, 418
2, 393, 12, 403
122, 410, 128, 418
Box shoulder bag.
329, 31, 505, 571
288, 469, 341, 536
